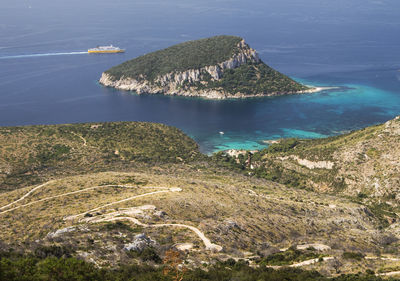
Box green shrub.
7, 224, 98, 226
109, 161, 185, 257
205, 63, 306, 95
259, 247, 322, 266
137, 247, 162, 263
342, 252, 364, 261
33, 245, 72, 259
265, 139, 299, 153
0, 254, 389, 281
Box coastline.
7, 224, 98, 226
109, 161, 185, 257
100, 73, 337, 100
302, 85, 339, 94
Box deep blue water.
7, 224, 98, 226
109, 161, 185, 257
1, 0, 400, 153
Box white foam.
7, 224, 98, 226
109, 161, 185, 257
0, 51, 87, 60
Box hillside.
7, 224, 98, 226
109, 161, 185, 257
247, 116, 400, 197
222, 116, 400, 227
0, 122, 200, 191
1, 165, 398, 276
100, 35, 310, 99
2, 119, 400, 278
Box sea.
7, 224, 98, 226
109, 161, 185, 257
1, 0, 399, 153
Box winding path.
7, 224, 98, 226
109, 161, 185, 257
377, 271, 400, 277
0, 184, 120, 215
266, 257, 334, 269
65, 187, 181, 220
366, 257, 400, 277
1, 180, 222, 252
87, 215, 222, 252
71, 132, 87, 146
0, 181, 53, 211
366, 256, 400, 261
0, 183, 167, 215
6, 180, 400, 266
66, 187, 223, 251
289, 257, 333, 267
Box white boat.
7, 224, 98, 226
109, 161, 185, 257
88, 45, 125, 53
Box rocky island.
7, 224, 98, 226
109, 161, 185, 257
100, 35, 315, 99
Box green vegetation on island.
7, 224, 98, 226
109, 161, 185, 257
193, 62, 306, 95
105, 35, 244, 81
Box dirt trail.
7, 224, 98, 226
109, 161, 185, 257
377, 271, 400, 277
63, 185, 222, 251
0, 185, 115, 215
289, 257, 333, 267
0, 184, 167, 215
3, 181, 222, 252
296, 244, 331, 251
267, 257, 334, 269
366, 257, 400, 277
65, 187, 182, 220
88, 215, 222, 252
71, 132, 87, 146
0, 181, 52, 211
366, 256, 400, 261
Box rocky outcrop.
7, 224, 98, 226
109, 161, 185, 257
100, 40, 306, 99
293, 156, 335, 170
384, 116, 400, 135
47, 226, 76, 238
278, 156, 334, 170
123, 233, 157, 252
155, 40, 260, 84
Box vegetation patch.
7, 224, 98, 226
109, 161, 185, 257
199, 63, 306, 95
377, 265, 400, 273
0, 122, 201, 191
101, 221, 142, 233
126, 247, 162, 263
342, 252, 365, 261
258, 247, 323, 266
364, 203, 398, 228
105, 36, 243, 81
0, 253, 387, 281
366, 148, 381, 159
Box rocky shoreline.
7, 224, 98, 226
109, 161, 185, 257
100, 71, 330, 100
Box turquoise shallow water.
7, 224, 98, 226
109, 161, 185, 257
197, 80, 400, 153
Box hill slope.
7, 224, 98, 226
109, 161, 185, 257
247, 116, 400, 198
2, 118, 400, 276
220, 116, 400, 228
0, 122, 200, 191
100, 35, 310, 99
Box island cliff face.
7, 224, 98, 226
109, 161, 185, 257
100, 36, 310, 99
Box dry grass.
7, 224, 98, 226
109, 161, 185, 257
1, 165, 400, 273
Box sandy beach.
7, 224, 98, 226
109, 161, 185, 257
301, 85, 340, 94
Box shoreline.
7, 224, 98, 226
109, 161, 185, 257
302, 85, 340, 94
100, 74, 339, 100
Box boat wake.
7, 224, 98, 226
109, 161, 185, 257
0, 51, 87, 60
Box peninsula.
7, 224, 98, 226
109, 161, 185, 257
100, 35, 315, 99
